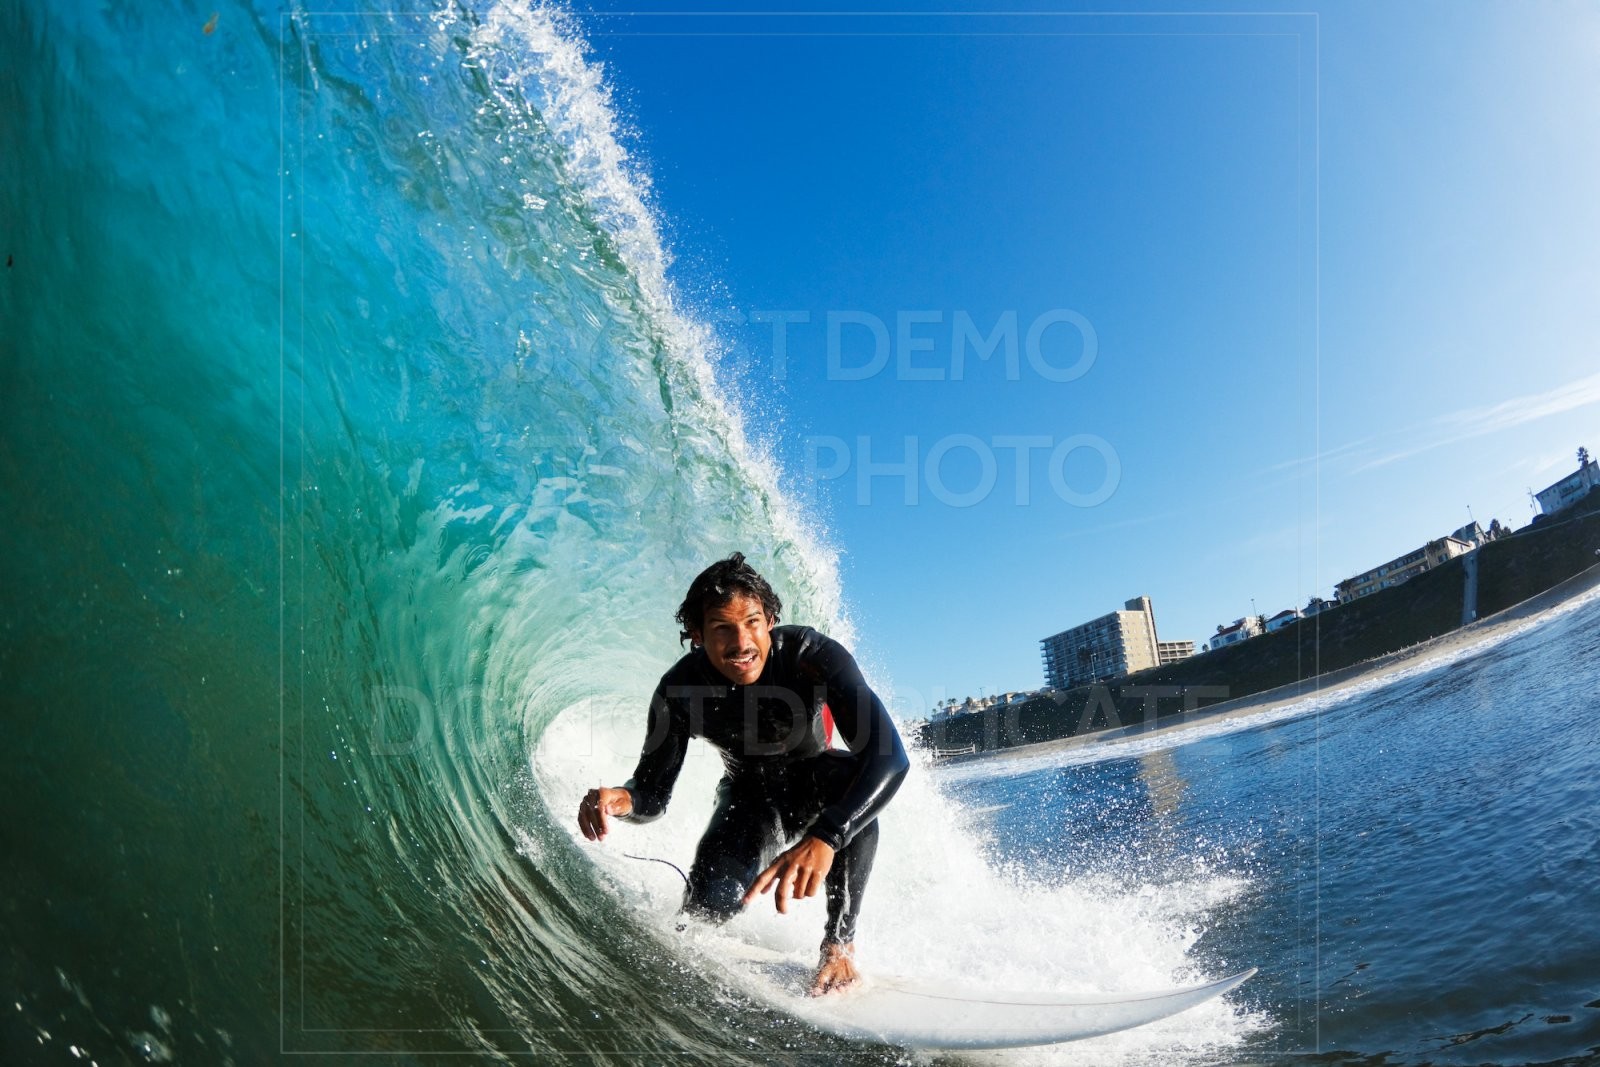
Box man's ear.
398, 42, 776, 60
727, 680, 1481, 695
688, 629, 703, 648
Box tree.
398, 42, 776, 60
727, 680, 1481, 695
1580, 445, 1591, 469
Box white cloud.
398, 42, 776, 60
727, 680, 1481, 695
1263, 370, 1600, 479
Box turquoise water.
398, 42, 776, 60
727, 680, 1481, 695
5, 3, 1599, 1065
4, 2, 848, 1061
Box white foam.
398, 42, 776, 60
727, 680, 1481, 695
536, 698, 1267, 1063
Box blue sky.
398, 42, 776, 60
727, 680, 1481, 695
575, 3, 1600, 714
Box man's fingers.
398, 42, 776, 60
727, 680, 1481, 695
744, 847, 829, 912
775, 864, 797, 914
743, 862, 779, 905
577, 792, 608, 841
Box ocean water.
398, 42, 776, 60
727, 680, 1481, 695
4, 3, 1598, 1065
941, 587, 1600, 1065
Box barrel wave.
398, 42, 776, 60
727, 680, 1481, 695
2, 1, 849, 1060
16, 4, 1599, 1066
3, 3, 1260, 1064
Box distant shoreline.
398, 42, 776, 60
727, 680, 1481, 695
940, 559, 1600, 766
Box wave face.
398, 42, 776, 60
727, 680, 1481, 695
3, 3, 1254, 1064
3, 0, 840, 1058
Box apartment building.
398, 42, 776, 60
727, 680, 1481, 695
1040, 596, 1165, 690
1336, 535, 1475, 603
1157, 640, 1196, 665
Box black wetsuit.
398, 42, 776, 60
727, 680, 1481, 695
621, 625, 909, 943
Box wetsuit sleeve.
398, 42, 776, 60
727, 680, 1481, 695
801, 634, 909, 851
620, 685, 689, 823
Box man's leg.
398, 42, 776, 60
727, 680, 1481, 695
822, 817, 878, 944
785, 754, 882, 946
682, 781, 783, 924
802, 758, 878, 994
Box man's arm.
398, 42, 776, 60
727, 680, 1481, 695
575, 685, 688, 841
618, 687, 689, 823
803, 633, 909, 850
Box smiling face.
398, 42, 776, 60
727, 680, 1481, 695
692, 592, 774, 686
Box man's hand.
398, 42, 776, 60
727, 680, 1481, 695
577, 787, 633, 842
810, 940, 858, 996
743, 835, 835, 914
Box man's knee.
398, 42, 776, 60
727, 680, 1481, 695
683, 861, 750, 923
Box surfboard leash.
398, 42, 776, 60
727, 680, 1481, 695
622, 852, 690, 887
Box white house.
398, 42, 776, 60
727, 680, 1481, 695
1265, 608, 1301, 633
1206, 616, 1262, 651
1535, 452, 1599, 517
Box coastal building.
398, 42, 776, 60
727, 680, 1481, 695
1534, 450, 1599, 517
1265, 608, 1301, 633
1206, 615, 1262, 651
1040, 596, 1167, 690
931, 697, 982, 720
1302, 596, 1338, 617
1335, 534, 1476, 604
930, 690, 1038, 718
1157, 640, 1195, 665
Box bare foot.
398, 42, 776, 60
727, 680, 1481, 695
809, 940, 859, 996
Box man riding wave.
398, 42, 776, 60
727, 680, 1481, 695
578, 553, 909, 995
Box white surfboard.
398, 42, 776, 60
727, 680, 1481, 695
724, 941, 1256, 1050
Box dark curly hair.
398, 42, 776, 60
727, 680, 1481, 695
675, 553, 782, 644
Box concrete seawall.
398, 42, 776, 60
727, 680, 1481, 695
938, 559, 1600, 766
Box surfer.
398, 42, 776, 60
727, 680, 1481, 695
578, 553, 909, 996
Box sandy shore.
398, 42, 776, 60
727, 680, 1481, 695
950, 559, 1600, 766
